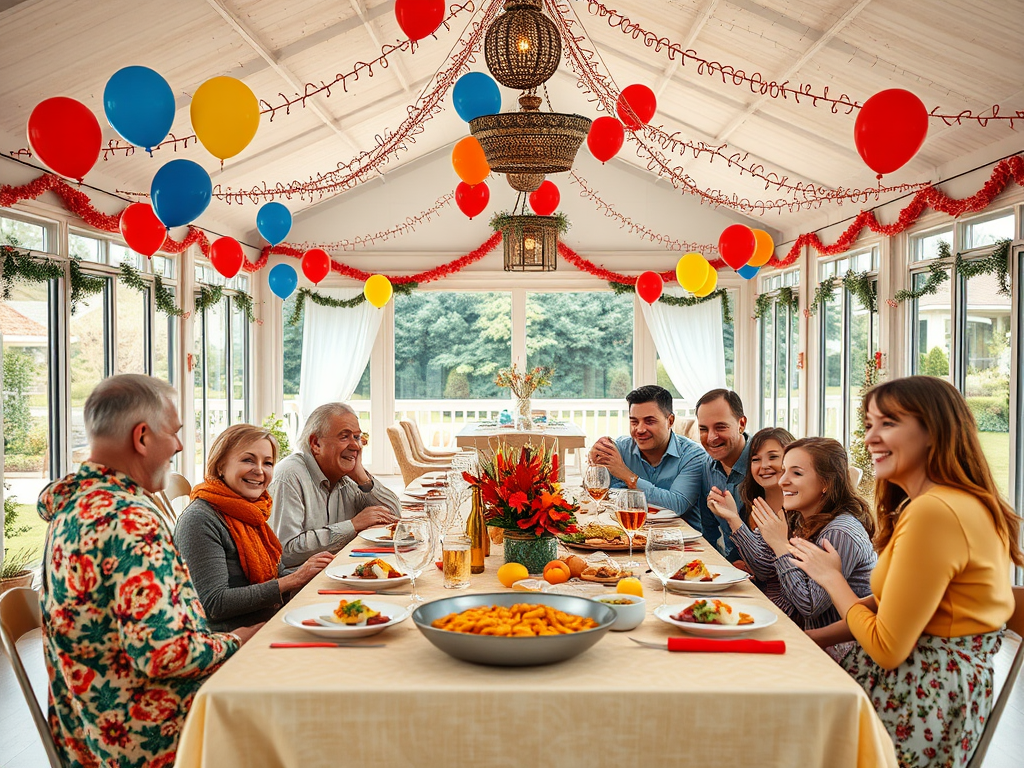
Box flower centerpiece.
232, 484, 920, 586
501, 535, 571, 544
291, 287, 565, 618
494, 363, 554, 431
463, 441, 578, 574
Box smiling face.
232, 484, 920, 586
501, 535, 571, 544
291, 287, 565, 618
221, 438, 275, 501
778, 447, 827, 517
697, 397, 747, 464
749, 439, 786, 492
863, 396, 931, 488
310, 411, 363, 483
629, 401, 674, 455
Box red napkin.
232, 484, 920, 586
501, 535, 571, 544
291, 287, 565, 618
350, 547, 413, 554
667, 637, 785, 654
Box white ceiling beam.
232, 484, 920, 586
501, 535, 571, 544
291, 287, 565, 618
349, 0, 412, 93
203, 0, 362, 155
653, 0, 720, 99
714, 0, 875, 143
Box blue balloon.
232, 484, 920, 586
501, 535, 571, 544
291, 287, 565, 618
268, 263, 298, 300
256, 202, 292, 246
104, 66, 175, 152
452, 72, 501, 123
737, 264, 760, 280
150, 159, 212, 228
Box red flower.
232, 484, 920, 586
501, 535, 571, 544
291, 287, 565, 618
65, 554, 98, 600
508, 492, 528, 512
149, 636, 191, 677
130, 689, 180, 723
59, 655, 96, 696
117, 571, 163, 620
98, 713, 131, 748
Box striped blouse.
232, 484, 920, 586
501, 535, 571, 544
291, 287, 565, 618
730, 512, 876, 630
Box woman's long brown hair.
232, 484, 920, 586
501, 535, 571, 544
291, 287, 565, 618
783, 437, 875, 541
865, 376, 1023, 566
739, 427, 796, 512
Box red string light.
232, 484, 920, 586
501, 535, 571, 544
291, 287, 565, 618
584, 1, 1023, 127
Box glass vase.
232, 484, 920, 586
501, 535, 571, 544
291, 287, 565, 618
515, 395, 533, 431
502, 530, 557, 575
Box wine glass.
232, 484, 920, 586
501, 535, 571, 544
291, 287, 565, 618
613, 489, 647, 569
393, 519, 433, 604
424, 499, 447, 553
582, 465, 610, 514
645, 528, 688, 609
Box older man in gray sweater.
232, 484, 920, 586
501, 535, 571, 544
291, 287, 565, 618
270, 403, 401, 569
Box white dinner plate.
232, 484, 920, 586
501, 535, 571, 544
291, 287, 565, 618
325, 558, 412, 588
665, 563, 750, 593
654, 600, 777, 638
358, 526, 417, 546
282, 600, 411, 638
645, 507, 678, 523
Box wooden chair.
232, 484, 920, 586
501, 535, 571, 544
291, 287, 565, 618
399, 420, 456, 466
387, 425, 443, 486
0, 587, 64, 768
967, 585, 1024, 768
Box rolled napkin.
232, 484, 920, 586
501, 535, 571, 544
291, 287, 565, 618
668, 637, 785, 654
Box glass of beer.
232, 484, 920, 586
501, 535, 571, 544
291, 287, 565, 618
441, 533, 471, 589
613, 489, 647, 568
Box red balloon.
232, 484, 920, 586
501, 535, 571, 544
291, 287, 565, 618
635, 271, 663, 304
529, 180, 560, 216
119, 203, 166, 258
302, 248, 331, 285
616, 84, 657, 131
718, 224, 756, 270
27, 97, 102, 181
587, 116, 625, 163
395, 0, 445, 41
854, 89, 928, 177
455, 181, 490, 219
209, 237, 244, 279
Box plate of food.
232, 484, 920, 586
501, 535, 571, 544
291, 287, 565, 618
578, 560, 635, 584
325, 557, 411, 588
654, 598, 776, 637
403, 488, 446, 501
645, 506, 678, 523
359, 524, 415, 546
558, 523, 647, 551
665, 559, 750, 593
283, 599, 411, 638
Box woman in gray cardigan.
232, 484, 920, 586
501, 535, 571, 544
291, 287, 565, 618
175, 424, 334, 632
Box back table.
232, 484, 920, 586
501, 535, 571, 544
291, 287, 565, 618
175, 527, 897, 768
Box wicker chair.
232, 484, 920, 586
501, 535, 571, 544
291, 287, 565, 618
0, 587, 64, 768
388, 425, 444, 486
399, 420, 456, 465
674, 417, 700, 442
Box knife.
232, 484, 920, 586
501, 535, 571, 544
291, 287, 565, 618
270, 642, 386, 649
318, 589, 410, 596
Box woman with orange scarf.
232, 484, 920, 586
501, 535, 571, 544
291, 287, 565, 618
176, 424, 335, 631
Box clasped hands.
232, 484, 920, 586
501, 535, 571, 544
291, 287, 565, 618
588, 436, 629, 480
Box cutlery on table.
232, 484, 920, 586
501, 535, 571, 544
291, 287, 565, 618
629, 637, 786, 654
318, 589, 410, 596
270, 641, 386, 649
668, 591, 760, 600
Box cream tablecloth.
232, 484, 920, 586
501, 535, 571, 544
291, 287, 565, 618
176, 530, 896, 768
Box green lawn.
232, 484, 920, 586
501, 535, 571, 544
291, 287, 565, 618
978, 431, 1010, 498
4, 503, 47, 565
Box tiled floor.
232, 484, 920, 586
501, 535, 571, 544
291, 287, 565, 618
3, 472, 1022, 767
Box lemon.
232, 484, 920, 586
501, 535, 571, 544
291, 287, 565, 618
616, 577, 644, 597
497, 562, 529, 588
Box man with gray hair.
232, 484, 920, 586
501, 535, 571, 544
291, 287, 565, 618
36, 374, 259, 767
269, 402, 400, 568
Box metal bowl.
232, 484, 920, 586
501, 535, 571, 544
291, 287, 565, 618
412, 592, 616, 666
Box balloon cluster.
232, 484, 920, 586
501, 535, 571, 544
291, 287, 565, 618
715, 225, 774, 281
450, 71, 502, 219
587, 84, 656, 163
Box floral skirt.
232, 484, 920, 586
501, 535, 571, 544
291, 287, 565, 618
840, 631, 1003, 768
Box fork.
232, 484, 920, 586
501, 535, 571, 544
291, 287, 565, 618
270, 641, 386, 649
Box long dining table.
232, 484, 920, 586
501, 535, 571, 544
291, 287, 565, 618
175, 515, 897, 768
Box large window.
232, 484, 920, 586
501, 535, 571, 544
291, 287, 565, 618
394, 291, 511, 399
70, 280, 112, 461
526, 291, 632, 398
759, 273, 800, 435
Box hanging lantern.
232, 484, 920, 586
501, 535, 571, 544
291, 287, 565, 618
484, 0, 561, 91
500, 215, 559, 272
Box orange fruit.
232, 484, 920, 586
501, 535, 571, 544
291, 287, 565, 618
497, 562, 529, 588
543, 559, 571, 584
565, 555, 587, 579
616, 577, 644, 597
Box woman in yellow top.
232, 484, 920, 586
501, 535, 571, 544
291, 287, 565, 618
790, 376, 1021, 768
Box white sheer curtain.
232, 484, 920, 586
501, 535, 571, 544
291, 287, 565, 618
298, 287, 383, 419
639, 287, 726, 404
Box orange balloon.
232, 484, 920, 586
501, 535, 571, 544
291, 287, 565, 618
747, 229, 775, 268
452, 136, 490, 185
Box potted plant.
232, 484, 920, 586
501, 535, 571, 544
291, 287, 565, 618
1, 547, 36, 594
463, 441, 578, 574
494, 364, 554, 431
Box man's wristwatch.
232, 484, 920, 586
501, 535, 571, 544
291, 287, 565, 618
357, 473, 374, 492
626, 473, 639, 489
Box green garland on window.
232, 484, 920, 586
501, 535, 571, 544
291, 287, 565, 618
1, 241, 63, 300
607, 281, 732, 324
808, 270, 876, 315
753, 293, 773, 320
287, 281, 419, 326
193, 285, 223, 316
232, 293, 256, 323
68, 259, 106, 315
955, 238, 1011, 295
118, 262, 187, 317
894, 258, 950, 303
754, 286, 800, 320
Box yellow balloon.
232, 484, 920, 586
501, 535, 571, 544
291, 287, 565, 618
676, 251, 710, 293
363, 274, 393, 308
693, 268, 718, 297
747, 229, 775, 268
190, 77, 260, 161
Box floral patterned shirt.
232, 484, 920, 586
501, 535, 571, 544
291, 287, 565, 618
38, 463, 239, 768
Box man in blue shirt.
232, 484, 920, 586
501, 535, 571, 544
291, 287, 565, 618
695, 389, 750, 563
589, 385, 705, 529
